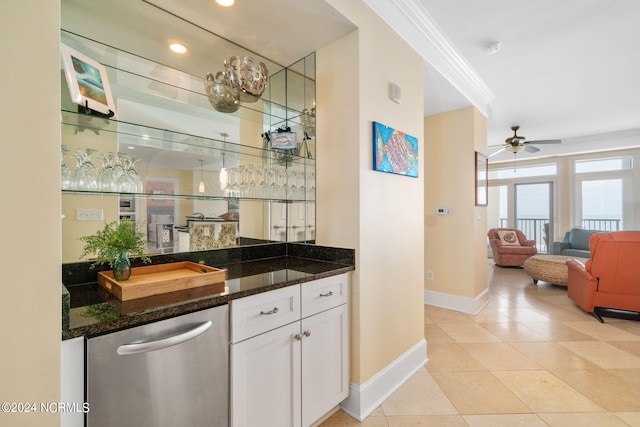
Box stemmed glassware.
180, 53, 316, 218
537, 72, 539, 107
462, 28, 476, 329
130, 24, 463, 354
73, 148, 99, 191
61, 145, 73, 190
218, 164, 315, 200
287, 168, 298, 200
307, 172, 316, 200
98, 153, 118, 192
117, 153, 137, 193
62, 148, 143, 194
296, 171, 305, 201
128, 156, 143, 192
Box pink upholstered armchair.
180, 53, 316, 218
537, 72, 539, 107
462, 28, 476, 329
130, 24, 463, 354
487, 228, 538, 267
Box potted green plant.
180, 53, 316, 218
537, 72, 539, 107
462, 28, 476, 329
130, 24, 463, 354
79, 218, 151, 281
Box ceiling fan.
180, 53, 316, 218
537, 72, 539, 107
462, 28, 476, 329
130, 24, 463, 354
489, 125, 561, 158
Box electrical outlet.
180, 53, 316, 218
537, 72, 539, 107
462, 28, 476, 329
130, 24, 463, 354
204, 226, 211, 236
427, 270, 435, 280
77, 208, 103, 221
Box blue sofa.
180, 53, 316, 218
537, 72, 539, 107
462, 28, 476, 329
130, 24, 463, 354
553, 228, 600, 258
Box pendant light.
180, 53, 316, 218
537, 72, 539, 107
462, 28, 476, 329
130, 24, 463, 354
198, 159, 205, 193
219, 133, 228, 190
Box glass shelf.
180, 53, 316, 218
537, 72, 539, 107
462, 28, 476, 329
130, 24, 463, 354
62, 189, 315, 203
60, 1, 316, 263
61, 109, 315, 167
60, 30, 316, 132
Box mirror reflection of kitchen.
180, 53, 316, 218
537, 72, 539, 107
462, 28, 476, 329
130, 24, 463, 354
60, 0, 316, 264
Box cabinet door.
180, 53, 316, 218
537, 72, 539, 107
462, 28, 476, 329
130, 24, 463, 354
231, 322, 302, 427
61, 337, 85, 427
301, 304, 349, 427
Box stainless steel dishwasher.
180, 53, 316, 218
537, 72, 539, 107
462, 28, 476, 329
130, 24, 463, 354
87, 305, 229, 427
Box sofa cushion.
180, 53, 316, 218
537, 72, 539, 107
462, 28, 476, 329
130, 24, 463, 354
497, 230, 520, 246
560, 248, 590, 258
568, 228, 598, 251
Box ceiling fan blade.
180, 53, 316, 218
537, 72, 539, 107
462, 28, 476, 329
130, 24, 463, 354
525, 139, 561, 145
524, 145, 540, 153
488, 147, 506, 157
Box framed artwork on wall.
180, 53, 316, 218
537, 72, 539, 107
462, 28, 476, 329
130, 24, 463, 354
271, 132, 297, 150
60, 43, 116, 117
372, 121, 419, 177
475, 151, 488, 206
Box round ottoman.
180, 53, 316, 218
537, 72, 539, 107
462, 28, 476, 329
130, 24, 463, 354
523, 255, 588, 286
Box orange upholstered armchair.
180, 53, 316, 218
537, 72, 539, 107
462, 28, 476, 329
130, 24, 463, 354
566, 231, 640, 322
487, 228, 537, 267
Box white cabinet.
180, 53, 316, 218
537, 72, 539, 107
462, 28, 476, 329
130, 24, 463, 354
230, 273, 349, 427
231, 321, 302, 427
301, 304, 349, 426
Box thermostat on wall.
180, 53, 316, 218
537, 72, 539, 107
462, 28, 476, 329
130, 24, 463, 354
435, 206, 450, 216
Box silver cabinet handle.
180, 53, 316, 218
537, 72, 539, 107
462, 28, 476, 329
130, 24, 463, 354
260, 307, 279, 315
117, 321, 212, 355
294, 333, 302, 341
303, 330, 311, 337
319, 291, 334, 297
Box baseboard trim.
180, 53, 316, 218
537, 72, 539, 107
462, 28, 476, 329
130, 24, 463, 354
424, 288, 490, 315
340, 338, 427, 422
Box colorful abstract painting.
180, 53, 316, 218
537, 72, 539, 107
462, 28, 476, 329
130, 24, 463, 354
372, 121, 419, 177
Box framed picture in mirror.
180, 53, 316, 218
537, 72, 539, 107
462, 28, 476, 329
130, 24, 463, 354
60, 43, 116, 117
271, 132, 297, 150
475, 151, 488, 206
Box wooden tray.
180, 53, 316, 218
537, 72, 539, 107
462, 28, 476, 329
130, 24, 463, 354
97, 261, 226, 301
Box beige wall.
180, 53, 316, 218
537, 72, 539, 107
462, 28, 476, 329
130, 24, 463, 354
318, 1, 425, 384
0, 1, 61, 426
424, 107, 488, 299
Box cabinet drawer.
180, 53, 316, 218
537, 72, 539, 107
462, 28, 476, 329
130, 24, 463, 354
301, 274, 349, 318
231, 285, 300, 343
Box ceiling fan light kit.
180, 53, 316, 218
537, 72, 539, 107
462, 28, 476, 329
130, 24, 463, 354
505, 144, 524, 153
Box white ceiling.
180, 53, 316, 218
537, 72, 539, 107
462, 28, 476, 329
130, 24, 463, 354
144, 0, 356, 68
418, 0, 640, 162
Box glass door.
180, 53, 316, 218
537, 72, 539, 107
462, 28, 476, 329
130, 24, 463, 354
515, 182, 553, 253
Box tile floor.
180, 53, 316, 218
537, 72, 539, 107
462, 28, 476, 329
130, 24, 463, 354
320, 261, 640, 426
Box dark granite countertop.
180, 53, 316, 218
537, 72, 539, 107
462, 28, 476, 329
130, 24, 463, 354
62, 243, 355, 340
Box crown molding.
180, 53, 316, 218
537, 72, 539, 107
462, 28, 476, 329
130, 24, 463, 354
363, 0, 495, 116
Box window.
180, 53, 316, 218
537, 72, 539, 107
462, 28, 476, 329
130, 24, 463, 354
489, 164, 556, 180
573, 155, 633, 231
580, 179, 622, 231
575, 157, 632, 173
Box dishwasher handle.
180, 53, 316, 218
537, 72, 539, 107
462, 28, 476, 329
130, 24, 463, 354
117, 320, 212, 355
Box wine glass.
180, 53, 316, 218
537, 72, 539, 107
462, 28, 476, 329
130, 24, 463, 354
297, 171, 305, 201
287, 168, 298, 200
117, 153, 136, 193
73, 148, 99, 191
307, 171, 316, 200
98, 153, 118, 192
60, 145, 73, 190
127, 156, 143, 193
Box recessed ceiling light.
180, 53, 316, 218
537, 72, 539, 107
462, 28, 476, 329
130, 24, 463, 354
169, 43, 187, 54
215, 0, 234, 7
